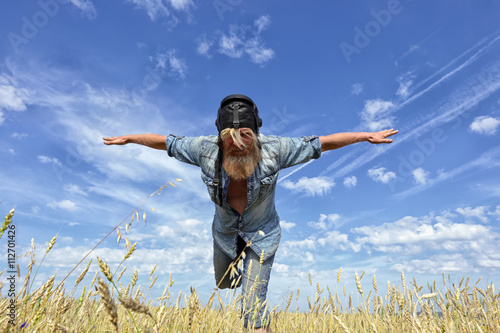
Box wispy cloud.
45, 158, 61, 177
38, 155, 62, 166
48, 199, 78, 211
197, 15, 275, 64
125, 0, 190, 24
0, 73, 28, 124
343, 176, 357, 188
395, 27, 443, 64
11, 132, 28, 139
64, 184, 88, 196
150, 49, 187, 79
196, 34, 213, 58
396, 146, 500, 199
360, 99, 395, 131
318, 57, 500, 186
254, 15, 271, 34
397, 35, 500, 111
69, 0, 98, 19
350, 83, 363, 95
395, 71, 415, 98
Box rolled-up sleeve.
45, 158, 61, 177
278, 135, 322, 169
166, 134, 203, 166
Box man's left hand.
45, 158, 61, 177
367, 129, 399, 144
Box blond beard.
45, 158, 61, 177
223, 145, 261, 180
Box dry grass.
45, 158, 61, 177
2, 186, 500, 332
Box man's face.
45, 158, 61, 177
222, 128, 254, 156
221, 128, 261, 180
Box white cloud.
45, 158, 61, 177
391, 254, 471, 274
151, 50, 187, 79
283, 238, 317, 250
367, 167, 396, 184
396, 71, 415, 98
126, 0, 171, 22
254, 15, 271, 33
47, 199, 78, 211
0, 82, 27, 111
343, 176, 357, 188
272, 262, 289, 274
280, 220, 296, 231
469, 116, 500, 135
308, 213, 341, 230
154, 218, 210, 243
64, 184, 88, 196
213, 16, 275, 64
38, 155, 62, 166
196, 35, 214, 57
412, 167, 429, 185
308, 220, 327, 230
456, 206, 489, 223
0, 74, 29, 125
360, 99, 395, 131
169, 0, 194, 11
351, 83, 363, 95
280, 176, 335, 196
11, 132, 28, 139
351, 210, 500, 260
492, 205, 500, 220
317, 230, 349, 247
69, 0, 98, 19
245, 38, 275, 64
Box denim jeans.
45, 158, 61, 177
213, 237, 275, 328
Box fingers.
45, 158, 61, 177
383, 129, 398, 138
103, 137, 116, 145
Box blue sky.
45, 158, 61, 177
1, 0, 500, 309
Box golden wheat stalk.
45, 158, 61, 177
97, 277, 118, 332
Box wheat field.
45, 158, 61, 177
2, 186, 500, 332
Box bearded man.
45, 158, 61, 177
103, 94, 398, 332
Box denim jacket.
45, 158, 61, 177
166, 133, 322, 261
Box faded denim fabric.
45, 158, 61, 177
213, 237, 275, 328
166, 133, 322, 261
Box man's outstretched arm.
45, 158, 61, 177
103, 134, 167, 150
319, 129, 398, 152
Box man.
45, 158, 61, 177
103, 94, 398, 332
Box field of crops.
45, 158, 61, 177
2, 196, 499, 332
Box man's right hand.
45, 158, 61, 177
103, 134, 167, 150
103, 136, 129, 145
